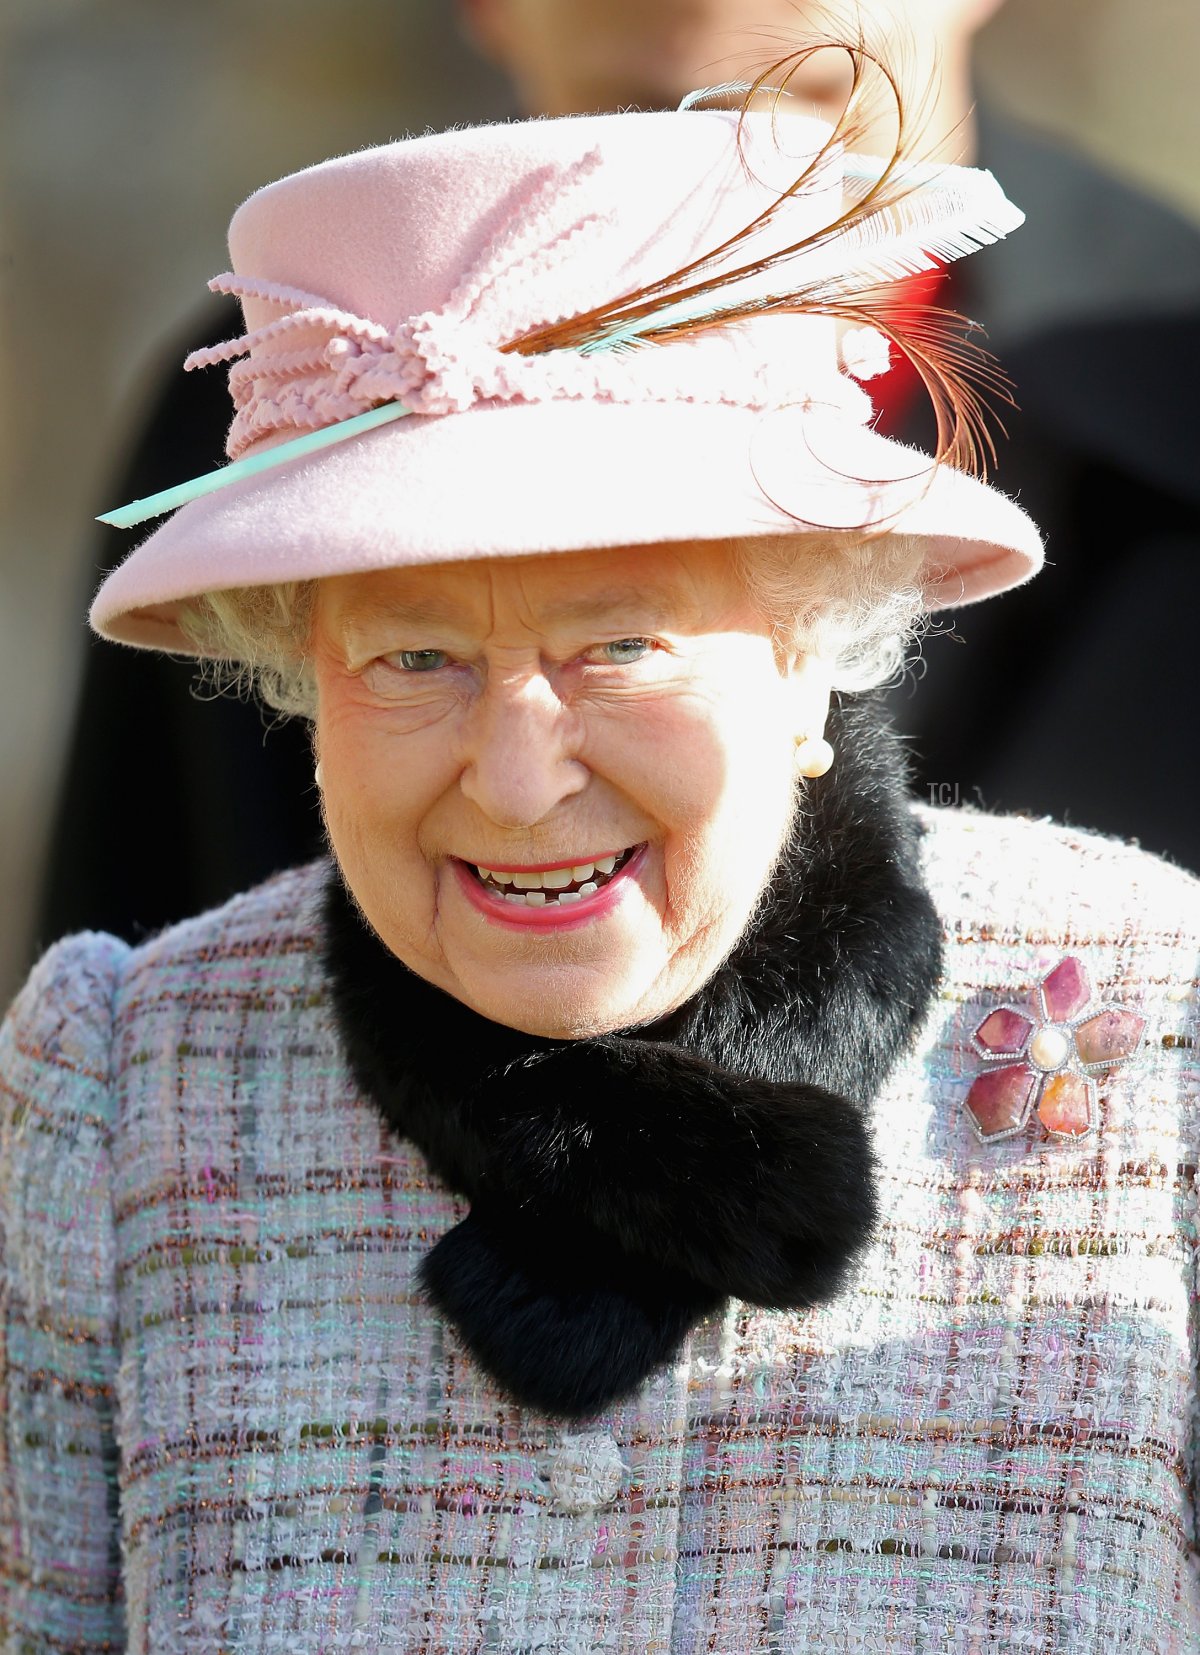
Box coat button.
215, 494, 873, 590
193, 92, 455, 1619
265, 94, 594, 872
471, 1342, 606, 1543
549, 1431, 625, 1514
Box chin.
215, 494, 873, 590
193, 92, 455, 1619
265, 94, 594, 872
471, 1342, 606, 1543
451, 957, 662, 1040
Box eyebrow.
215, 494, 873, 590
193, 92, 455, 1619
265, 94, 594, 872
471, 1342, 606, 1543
338, 595, 478, 635
534, 587, 688, 629
337, 584, 693, 641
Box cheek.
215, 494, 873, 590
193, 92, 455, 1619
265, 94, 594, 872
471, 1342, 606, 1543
315, 677, 450, 879
610, 681, 795, 869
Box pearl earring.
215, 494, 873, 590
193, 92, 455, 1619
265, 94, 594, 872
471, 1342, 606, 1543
794, 736, 834, 778
314, 761, 324, 789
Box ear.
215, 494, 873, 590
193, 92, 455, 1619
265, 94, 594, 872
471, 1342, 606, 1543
784, 650, 833, 744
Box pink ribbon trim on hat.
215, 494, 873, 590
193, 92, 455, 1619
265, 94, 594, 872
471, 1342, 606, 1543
187, 281, 869, 458
185, 145, 868, 459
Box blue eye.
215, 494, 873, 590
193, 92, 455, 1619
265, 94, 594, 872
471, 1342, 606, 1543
395, 649, 448, 672
598, 638, 652, 664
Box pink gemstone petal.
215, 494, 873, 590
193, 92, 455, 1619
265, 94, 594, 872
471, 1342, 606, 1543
1037, 1071, 1096, 1137
974, 1008, 1033, 1056
1074, 1008, 1145, 1068
1041, 957, 1091, 1022
965, 1064, 1038, 1140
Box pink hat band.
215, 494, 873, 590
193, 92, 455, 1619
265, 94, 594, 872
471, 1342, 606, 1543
89, 107, 1045, 652
193, 273, 870, 456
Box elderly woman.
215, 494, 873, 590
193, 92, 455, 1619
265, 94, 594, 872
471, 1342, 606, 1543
3, 62, 1199, 1654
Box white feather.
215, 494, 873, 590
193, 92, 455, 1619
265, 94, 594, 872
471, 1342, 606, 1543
793, 157, 1025, 290
580, 158, 1023, 353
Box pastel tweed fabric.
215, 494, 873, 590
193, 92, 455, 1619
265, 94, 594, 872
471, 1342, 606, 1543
2, 805, 1199, 1653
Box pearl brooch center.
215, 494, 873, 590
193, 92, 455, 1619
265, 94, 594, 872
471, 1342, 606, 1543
1028, 1025, 1071, 1071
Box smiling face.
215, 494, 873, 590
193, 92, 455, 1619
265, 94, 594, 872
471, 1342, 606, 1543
313, 540, 831, 1037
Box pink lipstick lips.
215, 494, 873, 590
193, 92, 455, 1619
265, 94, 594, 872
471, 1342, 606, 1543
454, 844, 646, 930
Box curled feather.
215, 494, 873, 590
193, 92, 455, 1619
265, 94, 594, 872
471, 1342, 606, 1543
502, 34, 1019, 481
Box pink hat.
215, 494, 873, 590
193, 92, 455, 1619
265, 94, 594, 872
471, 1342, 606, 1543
90, 104, 1044, 653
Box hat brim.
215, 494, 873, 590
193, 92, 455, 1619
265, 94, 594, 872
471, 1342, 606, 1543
90, 399, 1043, 651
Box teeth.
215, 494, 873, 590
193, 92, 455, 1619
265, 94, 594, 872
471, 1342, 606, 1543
492, 862, 607, 890
474, 847, 635, 899
492, 878, 621, 909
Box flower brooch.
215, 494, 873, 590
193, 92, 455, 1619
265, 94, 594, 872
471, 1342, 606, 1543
965, 957, 1145, 1144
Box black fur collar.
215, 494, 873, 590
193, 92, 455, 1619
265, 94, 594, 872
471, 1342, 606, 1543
322, 695, 942, 1420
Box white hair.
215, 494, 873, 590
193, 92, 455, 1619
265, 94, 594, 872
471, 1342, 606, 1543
176, 533, 934, 718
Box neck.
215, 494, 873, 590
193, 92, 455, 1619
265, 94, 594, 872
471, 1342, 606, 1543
822, 43, 978, 166
915, 44, 978, 166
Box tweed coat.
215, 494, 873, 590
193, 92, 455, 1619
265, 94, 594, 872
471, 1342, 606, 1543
2, 804, 1199, 1654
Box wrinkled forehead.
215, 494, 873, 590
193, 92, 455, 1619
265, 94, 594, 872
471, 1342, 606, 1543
315, 541, 756, 643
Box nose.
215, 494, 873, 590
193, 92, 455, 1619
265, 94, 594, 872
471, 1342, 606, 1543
459, 669, 588, 829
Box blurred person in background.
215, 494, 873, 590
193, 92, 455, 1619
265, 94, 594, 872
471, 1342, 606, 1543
36, 0, 1200, 959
